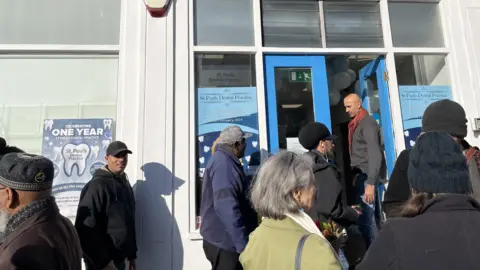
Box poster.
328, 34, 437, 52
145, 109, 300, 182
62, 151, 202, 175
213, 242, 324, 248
42, 118, 114, 221
399, 85, 452, 148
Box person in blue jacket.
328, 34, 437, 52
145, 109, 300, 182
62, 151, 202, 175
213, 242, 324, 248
200, 126, 258, 270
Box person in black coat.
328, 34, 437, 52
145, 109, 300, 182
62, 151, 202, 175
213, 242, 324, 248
299, 123, 366, 268
358, 131, 480, 270
382, 148, 410, 218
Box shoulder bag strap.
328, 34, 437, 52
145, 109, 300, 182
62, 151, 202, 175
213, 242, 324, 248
294, 234, 312, 270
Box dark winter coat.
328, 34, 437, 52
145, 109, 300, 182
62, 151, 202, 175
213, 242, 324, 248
200, 145, 258, 253
358, 194, 480, 270
75, 166, 137, 269
0, 197, 82, 270
305, 151, 366, 265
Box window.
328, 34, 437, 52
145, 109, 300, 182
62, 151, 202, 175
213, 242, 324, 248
0, 0, 121, 45
0, 55, 119, 154
261, 0, 322, 47
395, 55, 451, 148
389, 2, 444, 47
194, 54, 259, 229
324, 1, 383, 48
194, 0, 254, 46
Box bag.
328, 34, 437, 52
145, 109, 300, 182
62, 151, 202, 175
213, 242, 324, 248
294, 234, 312, 270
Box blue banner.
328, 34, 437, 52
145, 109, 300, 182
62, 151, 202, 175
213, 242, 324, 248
197, 87, 260, 176
41, 118, 114, 220
399, 85, 452, 148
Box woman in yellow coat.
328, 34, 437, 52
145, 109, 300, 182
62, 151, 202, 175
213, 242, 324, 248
240, 151, 341, 270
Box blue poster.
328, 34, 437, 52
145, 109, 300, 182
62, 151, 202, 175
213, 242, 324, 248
41, 118, 114, 220
399, 85, 452, 148
197, 87, 260, 177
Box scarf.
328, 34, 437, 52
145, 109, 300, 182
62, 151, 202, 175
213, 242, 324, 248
285, 211, 340, 261
0, 196, 56, 244
348, 108, 368, 153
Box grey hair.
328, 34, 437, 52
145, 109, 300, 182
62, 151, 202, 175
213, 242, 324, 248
250, 151, 315, 220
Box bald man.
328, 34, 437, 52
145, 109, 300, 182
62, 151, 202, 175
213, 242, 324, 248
344, 94, 385, 248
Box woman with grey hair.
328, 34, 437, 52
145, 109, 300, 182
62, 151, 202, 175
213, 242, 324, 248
240, 151, 341, 270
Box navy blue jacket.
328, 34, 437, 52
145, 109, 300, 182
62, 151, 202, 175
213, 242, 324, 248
199, 145, 258, 253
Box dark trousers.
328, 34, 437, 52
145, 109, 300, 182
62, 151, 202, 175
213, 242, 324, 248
203, 241, 243, 270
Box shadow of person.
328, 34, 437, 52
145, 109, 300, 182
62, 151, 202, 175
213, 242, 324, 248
133, 162, 185, 270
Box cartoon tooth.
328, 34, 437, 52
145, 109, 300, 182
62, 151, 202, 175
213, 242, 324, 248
204, 146, 210, 153
53, 146, 63, 161
410, 140, 416, 147
90, 146, 100, 160
44, 119, 54, 131
252, 141, 258, 148
245, 156, 251, 163
198, 136, 204, 143
103, 119, 112, 130
199, 157, 205, 164
404, 130, 410, 137
102, 140, 110, 149
62, 143, 91, 177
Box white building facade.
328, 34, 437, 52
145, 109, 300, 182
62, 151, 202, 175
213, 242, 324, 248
2, 0, 480, 269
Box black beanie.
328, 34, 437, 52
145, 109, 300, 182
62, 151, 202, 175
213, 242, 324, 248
422, 99, 468, 138
298, 122, 336, 150
408, 131, 471, 194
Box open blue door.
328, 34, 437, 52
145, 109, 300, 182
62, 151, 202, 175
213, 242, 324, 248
264, 55, 330, 154
358, 56, 396, 179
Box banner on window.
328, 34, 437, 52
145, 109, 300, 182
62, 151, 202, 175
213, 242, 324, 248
399, 85, 452, 148
41, 118, 114, 221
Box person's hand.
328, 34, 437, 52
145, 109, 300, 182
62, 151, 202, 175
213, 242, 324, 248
364, 184, 375, 204
102, 261, 116, 270
129, 259, 136, 270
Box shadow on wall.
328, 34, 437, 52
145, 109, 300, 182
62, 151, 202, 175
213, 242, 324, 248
133, 162, 185, 270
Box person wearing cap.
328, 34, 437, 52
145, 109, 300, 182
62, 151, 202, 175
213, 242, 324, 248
344, 94, 385, 247
75, 141, 137, 270
200, 126, 258, 270
0, 153, 82, 269
383, 99, 480, 218
0, 137, 24, 160
299, 122, 365, 268
358, 131, 480, 270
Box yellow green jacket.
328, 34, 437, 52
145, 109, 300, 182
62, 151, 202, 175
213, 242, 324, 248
240, 216, 341, 270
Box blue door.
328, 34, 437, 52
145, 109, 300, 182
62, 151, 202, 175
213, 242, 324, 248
358, 56, 396, 179
264, 55, 330, 154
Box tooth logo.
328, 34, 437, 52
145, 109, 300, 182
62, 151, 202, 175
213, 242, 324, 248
199, 157, 205, 164
410, 140, 415, 147
90, 146, 100, 160
198, 136, 204, 143
245, 156, 251, 163
62, 143, 91, 177
404, 130, 410, 137
252, 141, 258, 148
103, 119, 112, 130
204, 146, 210, 153
53, 146, 63, 161
102, 140, 110, 149
44, 119, 54, 131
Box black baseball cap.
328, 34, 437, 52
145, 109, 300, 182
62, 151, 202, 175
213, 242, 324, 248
106, 141, 132, 156
298, 122, 337, 150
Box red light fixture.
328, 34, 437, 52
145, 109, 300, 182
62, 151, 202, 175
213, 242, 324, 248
144, 0, 172, 17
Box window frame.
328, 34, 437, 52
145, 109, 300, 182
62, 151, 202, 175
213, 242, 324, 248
188, 0, 453, 237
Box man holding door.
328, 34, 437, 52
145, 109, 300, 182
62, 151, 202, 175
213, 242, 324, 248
344, 94, 385, 248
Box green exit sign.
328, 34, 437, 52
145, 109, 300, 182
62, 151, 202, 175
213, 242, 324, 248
289, 70, 312, 82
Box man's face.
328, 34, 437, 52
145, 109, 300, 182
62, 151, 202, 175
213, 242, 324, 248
106, 152, 129, 174
0, 186, 13, 233
235, 138, 247, 158
344, 99, 361, 118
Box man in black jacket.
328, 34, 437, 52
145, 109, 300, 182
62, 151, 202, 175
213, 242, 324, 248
299, 122, 365, 267
75, 141, 137, 270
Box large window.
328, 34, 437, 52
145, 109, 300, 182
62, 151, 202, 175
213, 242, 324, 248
194, 54, 258, 229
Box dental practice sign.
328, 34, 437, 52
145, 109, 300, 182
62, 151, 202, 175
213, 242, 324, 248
41, 118, 114, 221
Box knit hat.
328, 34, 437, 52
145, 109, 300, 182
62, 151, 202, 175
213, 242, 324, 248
408, 131, 471, 194
298, 122, 337, 150
0, 153, 54, 191
422, 99, 468, 138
